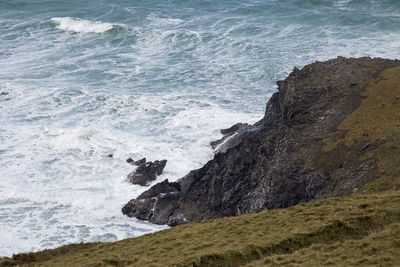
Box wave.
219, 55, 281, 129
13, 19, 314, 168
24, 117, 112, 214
146, 14, 184, 26
51, 17, 125, 33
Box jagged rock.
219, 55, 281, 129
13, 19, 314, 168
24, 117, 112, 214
122, 179, 181, 224
122, 57, 400, 226
210, 123, 249, 149
220, 123, 249, 135
210, 123, 258, 154
127, 159, 167, 186
127, 157, 146, 166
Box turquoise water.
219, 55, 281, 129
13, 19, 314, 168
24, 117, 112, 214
1, 0, 400, 256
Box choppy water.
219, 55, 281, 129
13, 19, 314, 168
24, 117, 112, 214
1, 0, 400, 256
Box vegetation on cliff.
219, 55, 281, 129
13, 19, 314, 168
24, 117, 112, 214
2, 58, 400, 266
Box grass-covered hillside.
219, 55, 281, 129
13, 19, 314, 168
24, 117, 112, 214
2, 64, 400, 266
1, 189, 400, 266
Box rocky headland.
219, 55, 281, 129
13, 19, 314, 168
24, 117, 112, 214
122, 57, 400, 226
3, 56, 400, 266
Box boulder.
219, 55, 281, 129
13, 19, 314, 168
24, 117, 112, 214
127, 159, 167, 186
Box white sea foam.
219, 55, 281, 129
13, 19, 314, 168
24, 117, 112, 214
0, 81, 262, 256
51, 17, 122, 33
147, 13, 184, 26
334, 0, 352, 8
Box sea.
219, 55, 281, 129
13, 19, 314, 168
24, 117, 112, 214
1, 0, 400, 256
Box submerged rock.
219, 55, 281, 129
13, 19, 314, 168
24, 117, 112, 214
127, 159, 167, 186
127, 157, 146, 166
122, 57, 400, 226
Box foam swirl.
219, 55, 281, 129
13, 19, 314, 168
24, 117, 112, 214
51, 17, 123, 33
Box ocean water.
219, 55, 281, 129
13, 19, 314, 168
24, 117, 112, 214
1, 0, 400, 256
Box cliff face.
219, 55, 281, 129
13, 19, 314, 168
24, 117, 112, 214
122, 57, 400, 226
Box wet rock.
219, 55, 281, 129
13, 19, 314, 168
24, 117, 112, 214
127, 159, 167, 186
210, 123, 257, 154
127, 157, 146, 166
122, 179, 181, 223
122, 57, 400, 226
210, 123, 249, 149
220, 123, 249, 135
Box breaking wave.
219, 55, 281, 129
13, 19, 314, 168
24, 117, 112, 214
51, 17, 126, 33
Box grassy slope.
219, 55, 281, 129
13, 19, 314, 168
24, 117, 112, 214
246, 221, 400, 266
2, 66, 400, 267
1, 190, 400, 266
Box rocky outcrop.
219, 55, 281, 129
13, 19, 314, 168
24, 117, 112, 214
122, 57, 400, 226
127, 159, 167, 186
210, 123, 255, 154
127, 157, 146, 166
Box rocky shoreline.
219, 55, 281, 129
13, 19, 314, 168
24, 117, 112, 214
2, 56, 400, 266
122, 57, 400, 226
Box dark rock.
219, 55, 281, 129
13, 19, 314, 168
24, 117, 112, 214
127, 157, 146, 166
122, 179, 181, 224
220, 123, 249, 135
127, 159, 167, 186
210, 123, 256, 154
122, 57, 400, 226
107, 154, 113, 158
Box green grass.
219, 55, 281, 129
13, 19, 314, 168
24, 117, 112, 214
1, 190, 400, 266
246, 222, 400, 266
323, 66, 400, 193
